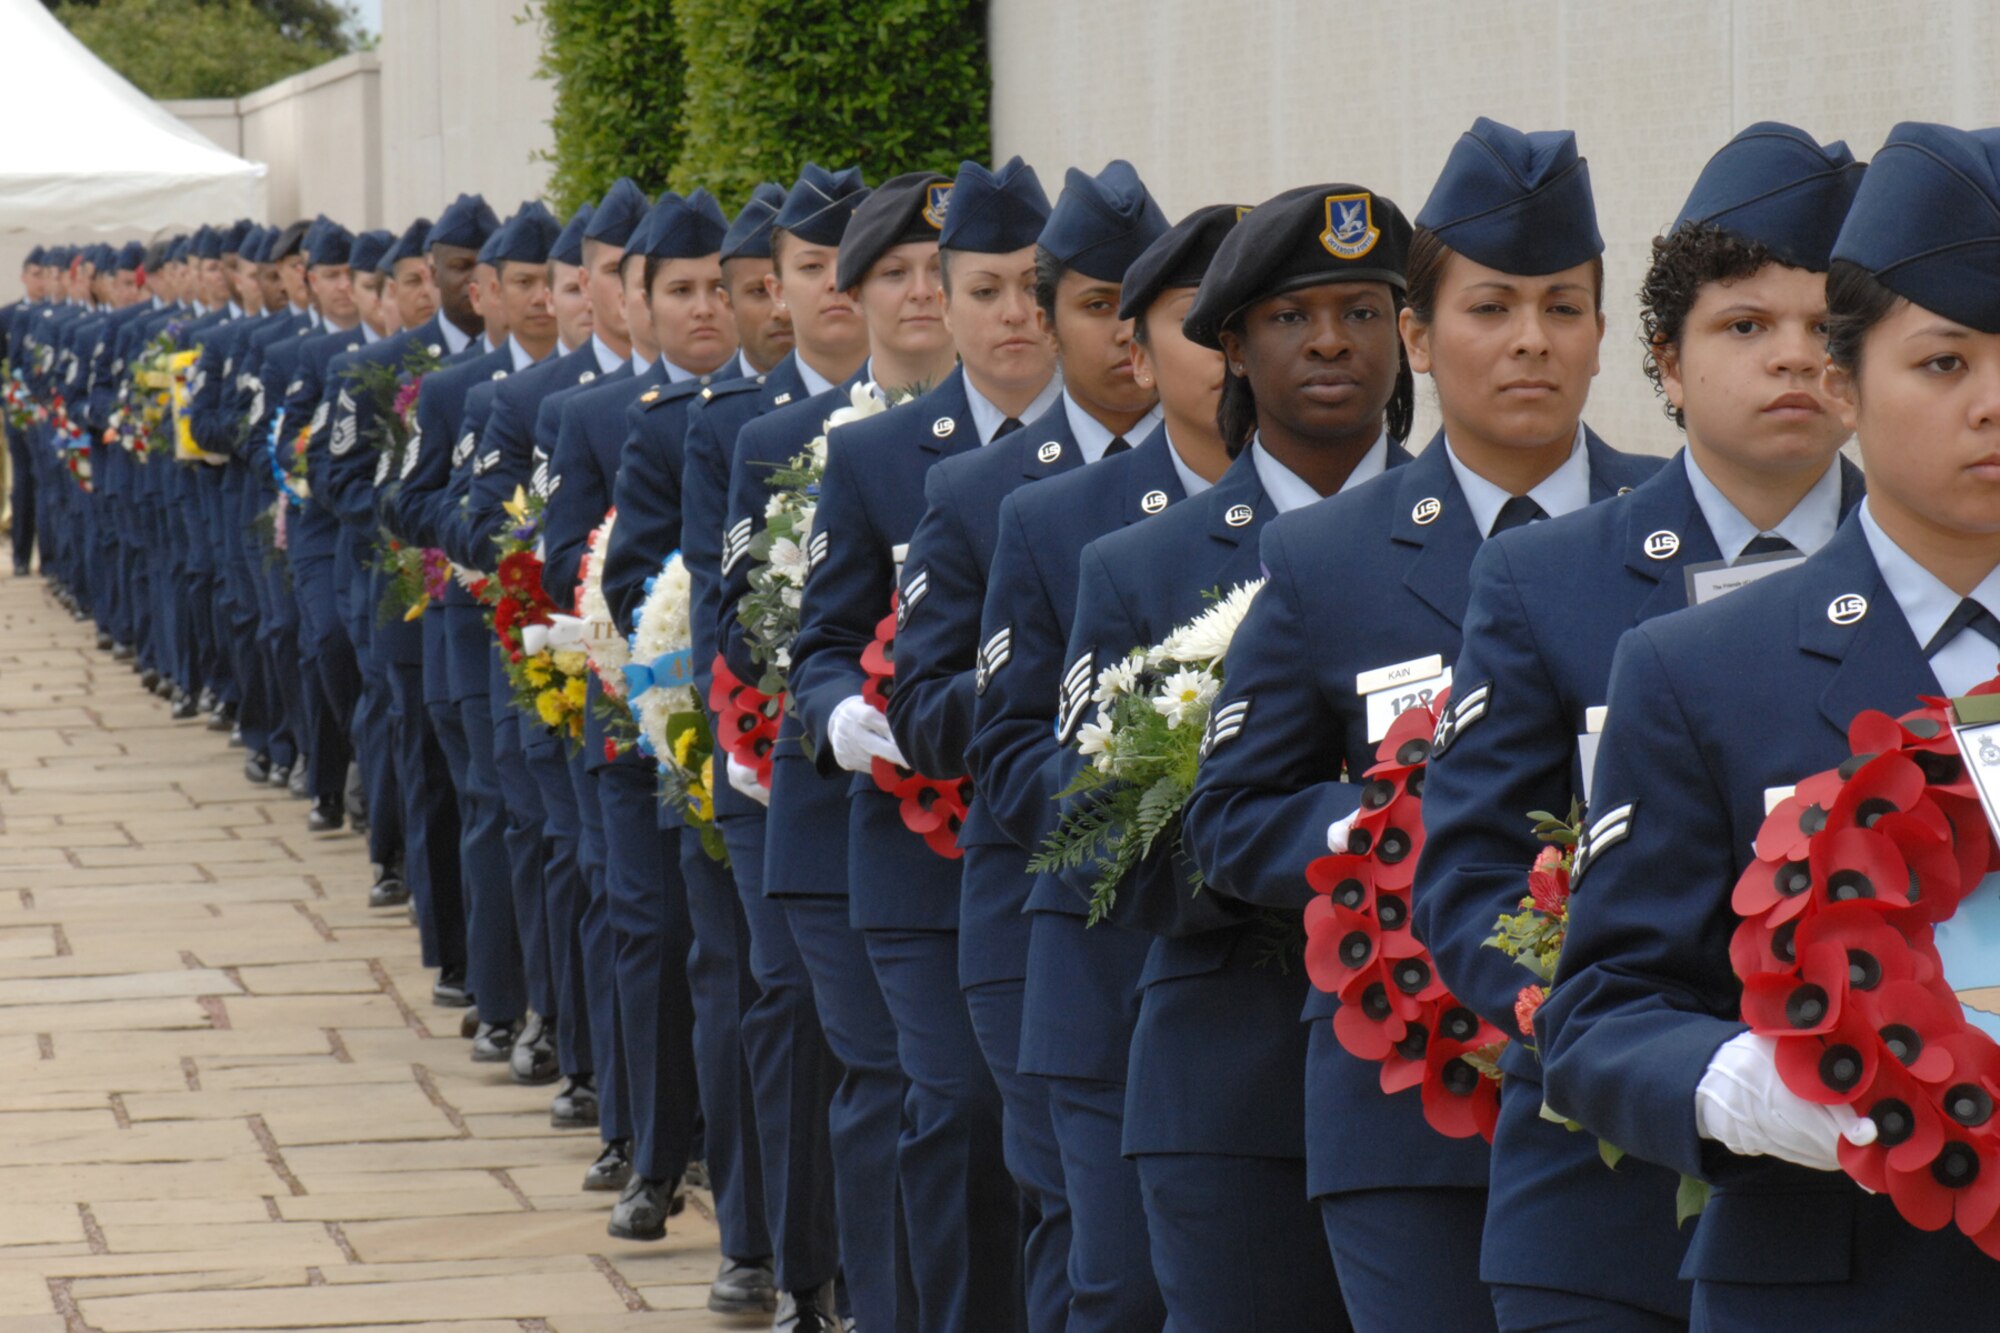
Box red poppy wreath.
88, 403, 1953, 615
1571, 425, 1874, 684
862, 595, 972, 860
1732, 684, 2000, 1257
1303, 690, 1507, 1142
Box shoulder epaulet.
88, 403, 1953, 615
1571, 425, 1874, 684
645, 377, 716, 410
702, 377, 763, 401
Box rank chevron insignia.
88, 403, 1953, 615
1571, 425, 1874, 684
720, 517, 753, 575
807, 529, 829, 572
401, 423, 424, 478
974, 626, 1012, 696
330, 391, 357, 456
473, 448, 500, 476
1430, 681, 1491, 757
1572, 801, 1635, 883
1056, 652, 1095, 744
1200, 697, 1250, 760
450, 431, 475, 467
897, 567, 930, 629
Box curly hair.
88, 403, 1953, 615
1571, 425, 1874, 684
1638, 223, 1785, 427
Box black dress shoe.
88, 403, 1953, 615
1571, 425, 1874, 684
459, 1008, 480, 1039
244, 753, 272, 785
431, 965, 470, 1008
582, 1137, 632, 1192
682, 1158, 710, 1192
509, 1012, 559, 1085
170, 693, 199, 721
139, 668, 160, 690
268, 762, 292, 789
207, 703, 236, 732
775, 1282, 841, 1333
606, 1173, 686, 1241
709, 1257, 777, 1315
287, 765, 310, 798
94, 631, 113, 651
70, 604, 90, 623
550, 1075, 599, 1130
110, 641, 133, 661
197, 687, 217, 714
471, 1020, 517, 1062
153, 677, 175, 699
368, 864, 409, 909
306, 795, 344, 833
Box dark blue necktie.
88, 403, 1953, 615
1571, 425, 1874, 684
1490, 495, 1547, 535
994, 417, 1023, 440
1103, 435, 1131, 457
1741, 534, 1798, 558
1926, 597, 2000, 656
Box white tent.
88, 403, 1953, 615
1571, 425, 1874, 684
0, 0, 265, 234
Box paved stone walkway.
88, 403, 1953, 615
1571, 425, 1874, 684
0, 572, 733, 1331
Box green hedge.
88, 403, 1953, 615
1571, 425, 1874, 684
532, 0, 686, 215
537, 0, 989, 216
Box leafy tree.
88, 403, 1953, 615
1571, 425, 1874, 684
529, 0, 684, 215
50, 0, 360, 99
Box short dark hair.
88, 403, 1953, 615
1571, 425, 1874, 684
768, 226, 793, 269
1638, 223, 1785, 427
1214, 297, 1415, 455
1033, 244, 1064, 323
1403, 225, 1606, 326
1825, 259, 1904, 376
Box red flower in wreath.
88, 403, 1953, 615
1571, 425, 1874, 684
708, 656, 780, 786
861, 606, 898, 713
857, 591, 972, 859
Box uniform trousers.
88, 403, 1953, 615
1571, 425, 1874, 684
387, 657, 463, 971
1320, 1186, 1493, 1333
448, 681, 528, 1026
1043, 1074, 1165, 1333
523, 742, 592, 1077
1488, 1285, 1687, 1333
864, 927, 1020, 1333
568, 754, 632, 1147
6, 424, 33, 569
718, 814, 839, 1292
490, 699, 552, 1020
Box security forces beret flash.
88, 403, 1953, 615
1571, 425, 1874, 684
837, 171, 951, 290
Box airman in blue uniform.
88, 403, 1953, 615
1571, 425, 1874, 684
1183, 127, 1665, 1331
965, 202, 1242, 1333
1536, 121, 2000, 1332
1417, 123, 1868, 1332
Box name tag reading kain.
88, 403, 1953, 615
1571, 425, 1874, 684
1358, 654, 1450, 742
1577, 705, 1607, 805
1682, 549, 1808, 607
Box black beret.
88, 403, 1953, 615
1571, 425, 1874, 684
837, 171, 951, 290
1117, 203, 1247, 320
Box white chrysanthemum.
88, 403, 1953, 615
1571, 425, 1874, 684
1156, 579, 1266, 668
768, 536, 809, 586
1152, 670, 1218, 730
1093, 654, 1145, 706
1076, 711, 1118, 773
578, 508, 630, 695
765, 494, 787, 521
629, 552, 698, 768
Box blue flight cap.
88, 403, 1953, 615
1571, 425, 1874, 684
583, 178, 650, 249
380, 217, 431, 273
475, 223, 505, 268
1417, 117, 1603, 275
92, 244, 116, 271
26, 246, 45, 266
307, 220, 353, 268
491, 201, 562, 267
837, 171, 951, 289
774, 164, 869, 248
349, 229, 394, 275
241, 227, 269, 265
1038, 160, 1169, 284
1674, 123, 1866, 272
639, 188, 729, 261
1118, 203, 1249, 320
1832, 122, 2000, 334
164, 237, 188, 264
1184, 184, 1413, 348
119, 241, 146, 272
552, 204, 592, 267
941, 156, 1049, 255
221, 219, 253, 256
720, 183, 785, 262
190, 226, 222, 261
428, 193, 500, 252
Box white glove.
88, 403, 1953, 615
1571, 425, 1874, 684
726, 754, 771, 806
1694, 1031, 1878, 1172
829, 695, 909, 774
1328, 808, 1359, 854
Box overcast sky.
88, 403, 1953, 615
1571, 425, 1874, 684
352, 0, 380, 35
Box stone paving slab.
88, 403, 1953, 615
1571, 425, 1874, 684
0, 576, 727, 1330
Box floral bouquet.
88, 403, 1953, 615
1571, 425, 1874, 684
626, 552, 726, 863
378, 540, 449, 623
3, 365, 35, 434
475, 487, 589, 744
1033, 580, 1263, 922
739, 381, 895, 702
578, 508, 631, 699
344, 344, 441, 479
1486, 803, 1581, 1040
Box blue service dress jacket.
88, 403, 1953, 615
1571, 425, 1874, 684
791, 365, 985, 930
1182, 430, 1660, 1195
1539, 512, 2000, 1325
1415, 449, 1862, 1313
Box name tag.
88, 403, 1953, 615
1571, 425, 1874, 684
1578, 705, 1607, 804
1944, 702, 2000, 1037
1682, 550, 1807, 606
1358, 654, 1450, 742
892, 541, 909, 583
1763, 784, 1795, 816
